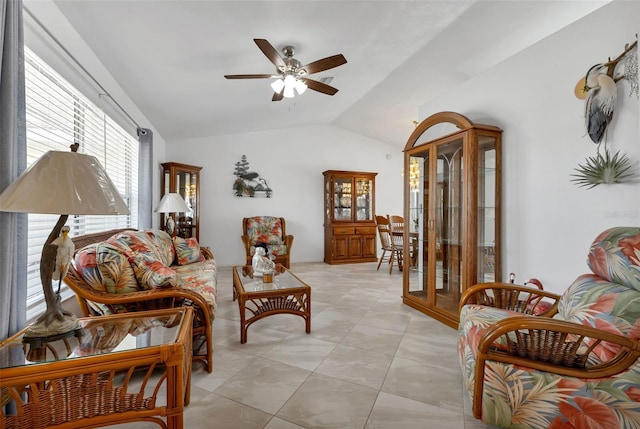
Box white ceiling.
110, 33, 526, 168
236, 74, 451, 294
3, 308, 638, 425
50, 0, 608, 147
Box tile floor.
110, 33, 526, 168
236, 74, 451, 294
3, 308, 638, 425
125, 262, 492, 429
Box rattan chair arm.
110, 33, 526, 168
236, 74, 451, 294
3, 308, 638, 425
240, 235, 251, 253
470, 315, 640, 419
459, 282, 560, 316
200, 246, 214, 260
478, 316, 640, 376
284, 234, 294, 250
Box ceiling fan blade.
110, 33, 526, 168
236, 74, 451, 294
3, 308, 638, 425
272, 90, 284, 102
254, 39, 286, 70
301, 54, 347, 75
300, 78, 339, 96
224, 74, 274, 79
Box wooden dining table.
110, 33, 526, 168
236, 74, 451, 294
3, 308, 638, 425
391, 229, 419, 270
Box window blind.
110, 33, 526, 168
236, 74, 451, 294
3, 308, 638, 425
24, 47, 138, 320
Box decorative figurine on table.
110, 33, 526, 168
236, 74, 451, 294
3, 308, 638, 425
252, 245, 275, 276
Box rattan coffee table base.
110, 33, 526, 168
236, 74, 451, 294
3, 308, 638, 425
233, 266, 311, 344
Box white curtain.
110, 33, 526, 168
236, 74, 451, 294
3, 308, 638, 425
0, 0, 27, 340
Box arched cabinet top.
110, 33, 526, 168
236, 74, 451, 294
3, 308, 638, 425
404, 111, 501, 151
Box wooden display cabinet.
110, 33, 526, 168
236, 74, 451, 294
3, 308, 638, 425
323, 170, 377, 264
161, 162, 202, 241
402, 112, 502, 328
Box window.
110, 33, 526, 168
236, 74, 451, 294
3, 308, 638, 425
24, 47, 138, 320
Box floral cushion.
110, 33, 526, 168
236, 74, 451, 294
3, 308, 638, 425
173, 236, 202, 265
556, 273, 640, 340
173, 259, 217, 315
130, 253, 182, 289
588, 226, 640, 292
246, 216, 288, 256
73, 229, 217, 318
74, 242, 138, 295
106, 229, 176, 267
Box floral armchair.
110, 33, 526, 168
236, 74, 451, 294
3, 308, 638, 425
241, 216, 294, 268
458, 226, 640, 428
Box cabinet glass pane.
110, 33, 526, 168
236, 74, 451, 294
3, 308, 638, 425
477, 136, 497, 282
333, 178, 351, 221
355, 178, 372, 221
175, 171, 194, 238
162, 163, 201, 241
325, 180, 330, 222
408, 153, 428, 301
435, 138, 463, 315
184, 173, 197, 221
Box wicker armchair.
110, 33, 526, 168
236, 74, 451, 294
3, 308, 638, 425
241, 216, 294, 268
458, 227, 640, 428
64, 229, 216, 373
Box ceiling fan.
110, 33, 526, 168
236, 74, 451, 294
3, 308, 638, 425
224, 38, 347, 101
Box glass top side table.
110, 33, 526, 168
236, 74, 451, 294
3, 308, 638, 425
0, 308, 193, 429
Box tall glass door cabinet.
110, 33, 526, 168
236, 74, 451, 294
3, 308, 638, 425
402, 112, 502, 328
161, 162, 202, 241
323, 170, 377, 264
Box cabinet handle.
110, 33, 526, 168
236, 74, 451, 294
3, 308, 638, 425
428, 219, 435, 231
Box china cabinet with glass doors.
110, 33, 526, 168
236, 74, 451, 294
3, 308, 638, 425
161, 162, 202, 241
402, 112, 501, 328
323, 170, 377, 264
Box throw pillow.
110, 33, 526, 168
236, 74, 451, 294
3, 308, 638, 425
173, 236, 202, 265
130, 253, 181, 289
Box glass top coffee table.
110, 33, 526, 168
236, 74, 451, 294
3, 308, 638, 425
232, 266, 311, 343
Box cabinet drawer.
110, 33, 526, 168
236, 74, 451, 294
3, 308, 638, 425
334, 227, 355, 235
355, 227, 376, 235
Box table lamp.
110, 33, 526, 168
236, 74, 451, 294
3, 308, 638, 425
0, 144, 129, 339
154, 192, 189, 236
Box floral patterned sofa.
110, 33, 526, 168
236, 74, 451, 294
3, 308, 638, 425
458, 226, 640, 428
64, 229, 217, 372
241, 216, 294, 268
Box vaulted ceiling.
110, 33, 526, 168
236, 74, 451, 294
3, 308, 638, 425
50, 0, 607, 147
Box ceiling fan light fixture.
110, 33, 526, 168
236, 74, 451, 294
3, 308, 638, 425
295, 79, 307, 95
271, 78, 285, 93
283, 85, 295, 98
284, 74, 297, 88
225, 39, 345, 101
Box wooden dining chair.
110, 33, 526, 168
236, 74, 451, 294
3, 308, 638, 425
387, 215, 405, 273
375, 215, 394, 272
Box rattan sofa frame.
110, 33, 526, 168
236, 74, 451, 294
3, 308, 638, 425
63, 228, 214, 373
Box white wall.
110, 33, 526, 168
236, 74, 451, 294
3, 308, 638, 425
166, 125, 404, 266
418, 0, 640, 293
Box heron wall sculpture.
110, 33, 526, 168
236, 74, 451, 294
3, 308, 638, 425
571, 36, 638, 189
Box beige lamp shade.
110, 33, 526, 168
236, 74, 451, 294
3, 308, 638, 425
0, 150, 130, 215
155, 193, 189, 236
154, 193, 189, 214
